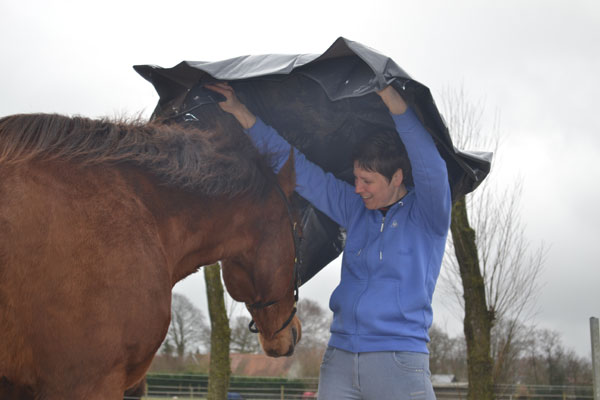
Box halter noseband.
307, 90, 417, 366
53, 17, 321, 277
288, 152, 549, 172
246, 182, 302, 336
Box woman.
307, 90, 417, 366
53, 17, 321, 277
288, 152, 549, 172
207, 82, 451, 400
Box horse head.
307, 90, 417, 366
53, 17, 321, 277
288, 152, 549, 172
221, 151, 302, 357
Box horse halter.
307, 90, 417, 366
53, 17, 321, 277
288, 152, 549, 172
246, 182, 302, 336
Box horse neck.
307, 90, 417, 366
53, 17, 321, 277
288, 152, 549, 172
128, 168, 263, 286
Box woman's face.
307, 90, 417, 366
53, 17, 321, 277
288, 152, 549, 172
353, 162, 405, 210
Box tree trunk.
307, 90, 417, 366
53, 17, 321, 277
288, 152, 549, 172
204, 263, 231, 400
450, 196, 495, 400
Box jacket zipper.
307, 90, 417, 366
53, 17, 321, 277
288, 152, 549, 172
379, 215, 385, 260
379, 200, 403, 261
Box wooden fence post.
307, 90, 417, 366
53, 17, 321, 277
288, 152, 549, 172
591, 317, 600, 400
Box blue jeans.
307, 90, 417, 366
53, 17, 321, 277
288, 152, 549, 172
317, 347, 435, 400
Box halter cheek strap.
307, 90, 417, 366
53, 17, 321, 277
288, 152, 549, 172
246, 183, 302, 335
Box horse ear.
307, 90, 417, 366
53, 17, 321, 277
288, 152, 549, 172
277, 149, 296, 197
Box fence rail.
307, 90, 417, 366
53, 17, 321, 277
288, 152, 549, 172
132, 374, 594, 400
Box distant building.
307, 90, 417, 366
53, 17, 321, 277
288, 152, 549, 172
230, 353, 299, 377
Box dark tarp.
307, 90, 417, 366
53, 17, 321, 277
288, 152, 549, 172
134, 37, 492, 286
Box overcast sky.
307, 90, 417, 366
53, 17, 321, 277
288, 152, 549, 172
2, 0, 599, 358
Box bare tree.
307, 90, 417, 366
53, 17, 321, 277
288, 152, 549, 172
440, 87, 546, 324
161, 293, 206, 358
428, 324, 467, 380
438, 86, 546, 399
489, 318, 534, 383
445, 181, 547, 320
519, 327, 592, 386
230, 315, 261, 354
296, 299, 331, 350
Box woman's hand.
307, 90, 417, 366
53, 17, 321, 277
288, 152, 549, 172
376, 85, 408, 115
205, 83, 257, 129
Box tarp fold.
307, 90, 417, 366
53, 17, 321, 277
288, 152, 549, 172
135, 37, 492, 285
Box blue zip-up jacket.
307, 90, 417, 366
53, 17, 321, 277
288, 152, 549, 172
246, 108, 451, 354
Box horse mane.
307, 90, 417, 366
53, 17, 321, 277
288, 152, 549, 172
0, 107, 277, 198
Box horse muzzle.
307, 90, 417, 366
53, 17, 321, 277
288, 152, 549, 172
260, 315, 302, 357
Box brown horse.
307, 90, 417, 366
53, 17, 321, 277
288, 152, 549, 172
0, 110, 302, 399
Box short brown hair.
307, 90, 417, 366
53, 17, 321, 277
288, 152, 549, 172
352, 130, 412, 185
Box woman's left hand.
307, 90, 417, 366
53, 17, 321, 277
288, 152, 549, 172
376, 86, 408, 115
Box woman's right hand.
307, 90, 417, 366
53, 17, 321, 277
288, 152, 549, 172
205, 83, 257, 129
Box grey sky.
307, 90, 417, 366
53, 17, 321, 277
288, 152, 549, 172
1, 0, 598, 357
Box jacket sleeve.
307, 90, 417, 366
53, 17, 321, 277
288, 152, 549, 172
246, 118, 359, 228
392, 109, 452, 236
